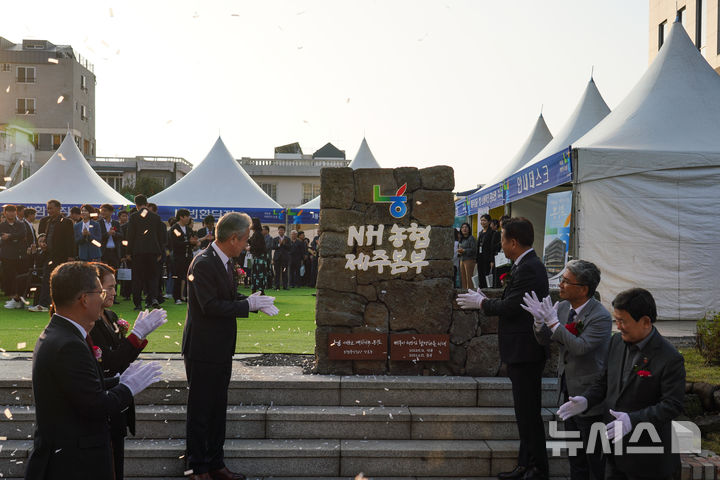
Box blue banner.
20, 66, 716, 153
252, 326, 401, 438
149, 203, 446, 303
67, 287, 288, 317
505, 148, 572, 203
155, 206, 319, 225
455, 199, 468, 217
24, 203, 129, 221
469, 182, 504, 214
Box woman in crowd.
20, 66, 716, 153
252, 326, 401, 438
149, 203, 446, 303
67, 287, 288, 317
249, 217, 272, 294
476, 214, 496, 288
90, 262, 168, 479
457, 222, 476, 290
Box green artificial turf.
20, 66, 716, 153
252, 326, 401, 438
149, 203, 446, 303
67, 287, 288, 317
0, 286, 317, 354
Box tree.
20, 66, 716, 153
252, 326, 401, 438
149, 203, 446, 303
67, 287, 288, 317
119, 176, 166, 199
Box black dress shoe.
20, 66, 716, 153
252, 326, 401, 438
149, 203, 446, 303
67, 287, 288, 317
497, 465, 527, 479
209, 466, 246, 480
522, 466, 548, 480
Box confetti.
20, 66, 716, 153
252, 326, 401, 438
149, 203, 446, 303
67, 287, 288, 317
0, 187, 5, 191
16, 343, 26, 349
3, 409, 11, 420
285, 313, 290, 317
47, 58, 58, 64
416, 201, 423, 205
173, 229, 182, 237
109, 8, 114, 17
5, 86, 9, 93
184, 470, 194, 476
56, 96, 64, 104
140, 209, 148, 218
143, 229, 149, 235
187, 274, 194, 282
164, 335, 170, 339
91, 240, 101, 247
58, 153, 66, 161
0, 436, 6, 440
121, 240, 128, 246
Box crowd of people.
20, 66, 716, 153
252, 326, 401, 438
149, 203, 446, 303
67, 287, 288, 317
0, 196, 321, 313
453, 213, 506, 290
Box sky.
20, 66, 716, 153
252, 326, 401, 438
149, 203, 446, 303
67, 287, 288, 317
2, 0, 649, 192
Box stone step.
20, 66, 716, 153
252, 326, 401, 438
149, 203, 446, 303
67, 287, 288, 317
0, 375, 559, 408
0, 439, 571, 478
0, 405, 558, 441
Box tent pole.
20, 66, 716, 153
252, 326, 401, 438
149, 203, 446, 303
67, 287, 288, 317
569, 148, 579, 261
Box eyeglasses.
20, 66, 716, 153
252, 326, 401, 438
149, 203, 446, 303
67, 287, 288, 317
83, 290, 107, 300
559, 276, 586, 287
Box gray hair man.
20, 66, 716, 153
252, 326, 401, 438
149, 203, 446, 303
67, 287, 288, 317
181, 212, 278, 480
523, 259, 612, 480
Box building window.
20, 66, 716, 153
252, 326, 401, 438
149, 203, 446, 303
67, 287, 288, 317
697, 0, 706, 52
302, 183, 321, 203
678, 6, 686, 26
74, 136, 81, 148
658, 20, 667, 50
101, 174, 123, 191
1, 64, 10, 72
81, 105, 87, 120
80, 75, 87, 91
259, 183, 277, 200
16, 66, 35, 83
52, 134, 63, 150
83, 139, 90, 155
16, 98, 35, 114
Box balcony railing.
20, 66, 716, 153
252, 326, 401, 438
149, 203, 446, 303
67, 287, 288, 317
238, 158, 349, 168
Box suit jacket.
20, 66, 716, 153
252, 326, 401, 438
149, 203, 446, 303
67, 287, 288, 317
74, 220, 102, 260
0, 220, 27, 259
534, 298, 612, 416
582, 328, 685, 477
98, 218, 122, 257
290, 238, 307, 262
26, 315, 133, 480
181, 245, 250, 364
169, 223, 194, 263
38, 214, 75, 263
481, 249, 549, 364
126, 208, 166, 256
272, 235, 291, 262
196, 226, 214, 250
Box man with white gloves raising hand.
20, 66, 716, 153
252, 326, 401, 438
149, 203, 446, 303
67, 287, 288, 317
182, 212, 279, 480
26, 262, 164, 480
555, 288, 685, 480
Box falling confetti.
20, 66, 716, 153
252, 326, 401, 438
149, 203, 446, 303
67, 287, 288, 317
16, 343, 26, 350
91, 240, 102, 248
164, 335, 170, 339
121, 240, 128, 246
140, 209, 148, 218
3, 409, 11, 420
285, 313, 290, 317
2, 177, 8, 181
58, 153, 66, 161
143, 229, 149, 235
5, 86, 9, 93
187, 274, 195, 282
173, 229, 182, 237
56, 96, 64, 104
109, 8, 114, 17
47, 58, 58, 64
416, 201, 423, 205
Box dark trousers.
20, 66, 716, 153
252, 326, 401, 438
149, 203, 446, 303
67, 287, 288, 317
101, 247, 120, 269
172, 258, 191, 301
605, 455, 673, 480
507, 361, 548, 476
289, 257, 301, 287
131, 253, 159, 307
184, 358, 232, 474
0, 258, 20, 297
38, 259, 57, 307
274, 258, 288, 289
565, 413, 606, 480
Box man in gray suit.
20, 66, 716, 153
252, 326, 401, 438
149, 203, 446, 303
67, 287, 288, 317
523, 260, 612, 480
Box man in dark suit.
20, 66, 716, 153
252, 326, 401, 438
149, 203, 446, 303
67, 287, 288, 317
118, 209, 132, 300
196, 215, 216, 250
170, 209, 198, 304
26, 261, 162, 480
28, 199, 75, 313
98, 203, 123, 269
182, 212, 278, 480
126, 195, 167, 310
0, 204, 27, 309
527, 260, 612, 480
457, 217, 549, 480
289, 230, 307, 287
558, 288, 686, 480
272, 225, 291, 290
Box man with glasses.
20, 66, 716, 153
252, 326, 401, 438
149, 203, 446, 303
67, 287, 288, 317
523, 260, 612, 480
26, 262, 163, 479
556, 288, 685, 480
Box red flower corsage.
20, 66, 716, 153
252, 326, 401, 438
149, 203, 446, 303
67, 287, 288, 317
565, 320, 584, 336
636, 370, 652, 377
93, 345, 102, 362
116, 319, 129, 335
499, 273, 510, 287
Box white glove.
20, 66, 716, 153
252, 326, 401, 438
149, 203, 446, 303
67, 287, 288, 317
247, 292, 275, 312
259, 305, 279, 316
557, 395, 588, 420
606, 409, 632, 441
131, 309, 168, 340
119, 361, 163, 396
456, 288, 487, 309
521, 292, 559, 327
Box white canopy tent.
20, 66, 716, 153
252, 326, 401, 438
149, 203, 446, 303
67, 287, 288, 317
509, 78, 611, 249
148, 137, 281, 222
0, 134, 128, 213
573, 21, 720, 319
297, 137, 381, 210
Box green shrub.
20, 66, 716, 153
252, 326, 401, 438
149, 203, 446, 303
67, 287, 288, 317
696, 311, 720, 365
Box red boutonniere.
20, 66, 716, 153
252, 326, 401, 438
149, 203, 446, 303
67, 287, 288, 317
116, 319, 129, 336
565, 320, 584, 336
636, 370, 652, 377
93, 345, 102, 362
236, 267, 246, 276
499, 273, 510, 287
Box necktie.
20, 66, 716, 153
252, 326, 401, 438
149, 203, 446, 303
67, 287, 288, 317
226, 260, 234, 286
567, 309, 577, 324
